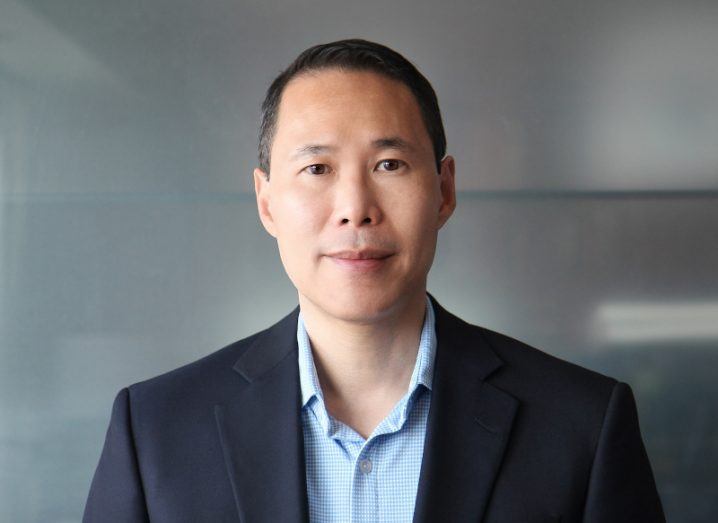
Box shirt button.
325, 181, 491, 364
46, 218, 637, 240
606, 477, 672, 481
359, 458, 372, 474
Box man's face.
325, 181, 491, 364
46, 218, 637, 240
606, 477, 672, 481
254, 68, 455, 322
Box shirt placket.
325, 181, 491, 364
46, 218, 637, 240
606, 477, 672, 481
347, 438, 378, 523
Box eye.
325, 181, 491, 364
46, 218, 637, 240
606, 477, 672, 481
376, 159, 405, 172
303, 164, 330, 175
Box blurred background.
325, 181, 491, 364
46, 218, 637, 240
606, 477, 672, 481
1, 0, 717, 521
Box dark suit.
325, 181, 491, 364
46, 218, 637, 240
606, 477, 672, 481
83, 294, 665, 522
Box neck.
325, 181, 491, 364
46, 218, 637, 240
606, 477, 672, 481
298, 289, 428, 434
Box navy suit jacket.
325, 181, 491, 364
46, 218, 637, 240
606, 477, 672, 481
83, 294, 665, 522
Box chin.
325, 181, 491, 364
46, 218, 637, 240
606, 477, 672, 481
305, 286, 401, 323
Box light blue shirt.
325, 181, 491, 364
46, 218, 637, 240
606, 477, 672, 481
297, 294, 437, 523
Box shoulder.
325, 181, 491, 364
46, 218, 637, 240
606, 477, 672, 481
479, 324, 615, 389
123, 304, 299, 410
471, 322, 619, 422
460, 320, 630, 463
432, 294, 619, 418
123, 329, 261, 410
431, 294, 616, 402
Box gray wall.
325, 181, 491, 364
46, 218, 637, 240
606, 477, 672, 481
1, 0, 717, 521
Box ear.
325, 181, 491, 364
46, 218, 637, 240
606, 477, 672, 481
253, 167, 277, 238
436, 155, 456, 230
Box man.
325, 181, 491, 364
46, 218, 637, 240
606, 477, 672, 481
83, 39, 665, 522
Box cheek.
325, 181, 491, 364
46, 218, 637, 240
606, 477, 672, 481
273, 191, 323, 237
390, 190, 438, 238
394, 193, 440, 266
272, 191, 326, 272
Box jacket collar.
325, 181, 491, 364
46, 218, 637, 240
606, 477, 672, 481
215, 293, 518, 522
412, 294, 519, 522
215, 304, 307, 522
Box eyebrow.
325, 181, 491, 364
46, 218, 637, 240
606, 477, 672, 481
289, 136, 415, 161
289, 144, 337, 160
370, 136, 415, 153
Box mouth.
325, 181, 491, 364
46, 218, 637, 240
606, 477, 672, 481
325, 249, 394, 260
324, 249, 394, 272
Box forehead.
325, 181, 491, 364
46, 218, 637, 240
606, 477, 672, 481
272, 68, 431, 156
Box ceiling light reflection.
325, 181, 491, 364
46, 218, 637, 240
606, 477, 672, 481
591, 301, 718, 344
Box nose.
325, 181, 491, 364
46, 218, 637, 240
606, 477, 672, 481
333, 171, 383, 227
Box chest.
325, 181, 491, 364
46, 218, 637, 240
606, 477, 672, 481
301, 391, 431, 522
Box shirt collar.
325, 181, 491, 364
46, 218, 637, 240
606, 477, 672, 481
297, 293, 437, 410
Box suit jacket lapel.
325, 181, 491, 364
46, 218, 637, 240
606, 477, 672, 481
413, 295, 519, 522
214, 306, 310, 523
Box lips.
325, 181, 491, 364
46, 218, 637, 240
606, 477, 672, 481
325, 249, 394, 260
325, 249, 394, 272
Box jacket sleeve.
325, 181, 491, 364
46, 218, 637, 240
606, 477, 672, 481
83, 387, 150, 523
582, 381, 666, 522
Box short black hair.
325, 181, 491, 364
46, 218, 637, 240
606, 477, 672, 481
258, 38, 447, 178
